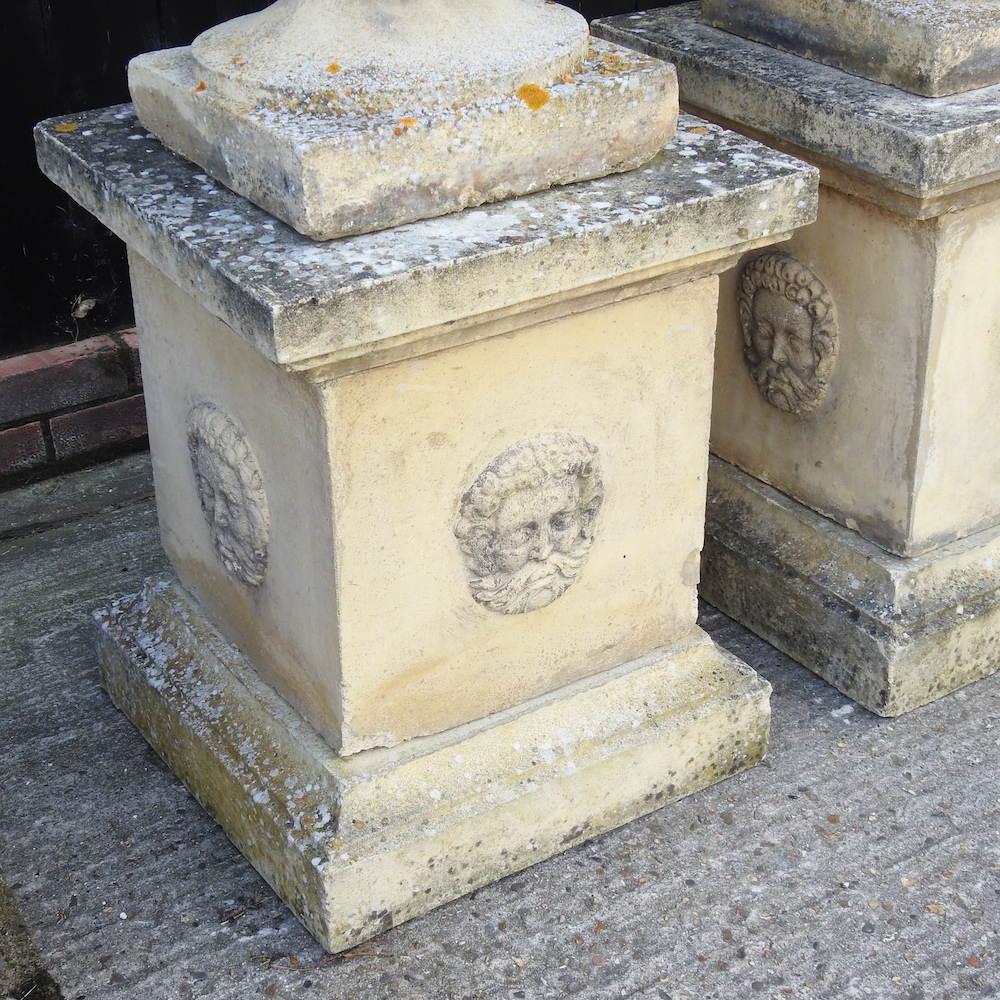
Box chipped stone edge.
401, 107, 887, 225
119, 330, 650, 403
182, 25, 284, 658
701, 457, 1000, 717
94, 577, 771, 953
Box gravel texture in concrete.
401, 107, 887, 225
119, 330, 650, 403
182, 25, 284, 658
1, 452, 998, 999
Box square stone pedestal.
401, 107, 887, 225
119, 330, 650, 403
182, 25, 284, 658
37, 104, 813, 947
596, 3, 1000, 715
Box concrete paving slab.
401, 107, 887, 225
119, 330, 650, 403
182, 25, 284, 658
1, 453, 998, 999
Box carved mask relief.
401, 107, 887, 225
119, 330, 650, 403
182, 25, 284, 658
454, 432, 604, 615
187, 402, 270, 586
737, 252, 839, 414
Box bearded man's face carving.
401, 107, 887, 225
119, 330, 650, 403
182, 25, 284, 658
455, 433, 603, 615
737, 252, 839, 416
747, 287, 819, 413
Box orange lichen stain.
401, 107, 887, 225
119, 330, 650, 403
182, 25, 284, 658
688, 125, 709, 134
53, 122, 78, 133
455, 109, 463, 118
326, 62, 341, 73
517, 83, 550, 110
394, 127, 404, 136
232, 55, 243, 64
562, 74, 577, 84
194, 80, 207, 93
396, 117, 418, 128
602, 53, 622, 63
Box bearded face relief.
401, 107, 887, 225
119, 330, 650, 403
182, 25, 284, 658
454, 432, 604, 615
187, 402, 270, 586
738, 252, 839, 415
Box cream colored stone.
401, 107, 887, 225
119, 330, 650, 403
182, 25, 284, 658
95, 578, 771, 953
712, 185, 1000, 558
128, 0, 678, 239
599, 6, 1000, 715
701, 457, 1000, 716
131, 249, 722, 753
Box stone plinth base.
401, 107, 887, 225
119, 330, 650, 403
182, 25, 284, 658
95, 578, 771, 953
701, 458, 1000, 717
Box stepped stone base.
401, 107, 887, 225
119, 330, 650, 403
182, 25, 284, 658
701, 457, 1000, 716
129, 38, 677, 240
94, 577, 771, 953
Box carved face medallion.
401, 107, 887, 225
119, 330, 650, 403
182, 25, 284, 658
187, 402, 270, 586
738, 252, 839, 414
454, 432, 604, 615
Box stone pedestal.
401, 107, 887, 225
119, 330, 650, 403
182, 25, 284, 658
596, 2, 1000, 715
36, 87, 812, 949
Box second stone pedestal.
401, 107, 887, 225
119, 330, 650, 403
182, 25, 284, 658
37, 104, 813, 947
596, 2, 1000, 715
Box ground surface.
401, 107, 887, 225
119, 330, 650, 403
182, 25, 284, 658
1, 453, 997, 999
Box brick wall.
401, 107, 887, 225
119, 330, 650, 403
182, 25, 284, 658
0, 331, 146, 484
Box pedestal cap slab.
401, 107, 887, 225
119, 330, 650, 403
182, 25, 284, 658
702, 0, 1000, 98
594, 3, 1000, 216
127, 0, 680, 239
35, 106, 817, 368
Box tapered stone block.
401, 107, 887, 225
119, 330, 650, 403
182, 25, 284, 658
596, 2, 1000, 715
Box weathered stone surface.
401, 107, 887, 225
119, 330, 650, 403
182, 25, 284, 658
594, 4, 1000, 210
601, 5, 1000, 723
94, 577, 771, 954
701, 458, 1000, 716
35, 107, 817, 367
187, 0, 590, 116
702, 0, 1000, 97
127, 7, 678, 241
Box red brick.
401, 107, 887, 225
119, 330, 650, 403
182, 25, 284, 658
119, 329, 142, 388
0, 422, 48, 475
0, 336, 130, 425
50, 394, 148, 460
